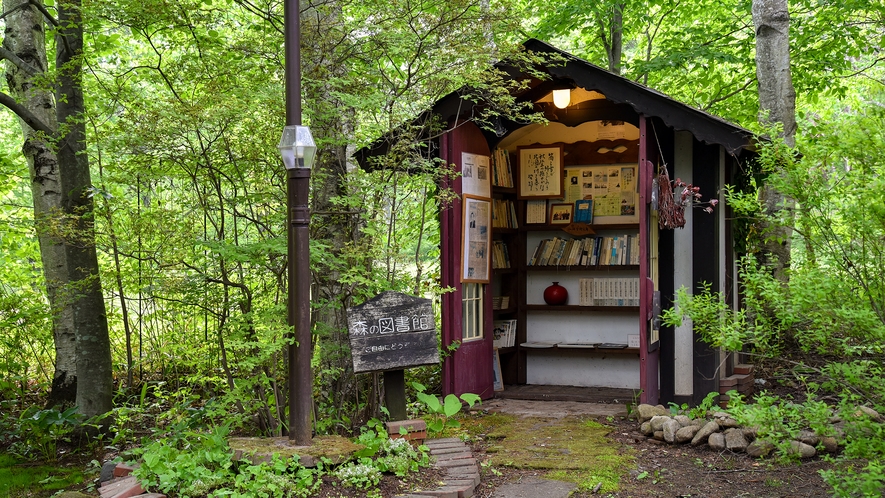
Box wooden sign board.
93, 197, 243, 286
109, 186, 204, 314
562, 223, 596, 237
347, 291, 440, 374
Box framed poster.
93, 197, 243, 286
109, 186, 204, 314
461, 152, 491, 198
462, 195, 491, 283
562, 164, 639, 224
549, 203, 573, 224
517, 145, 563, 199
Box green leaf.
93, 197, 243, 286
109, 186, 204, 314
416, 391, 441, 412
459, 393, 481, 408
427, 419, 444, 433
443, 394, 461, 418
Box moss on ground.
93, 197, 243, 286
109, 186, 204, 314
459, 412, 635, 493
0, 453, 87, 497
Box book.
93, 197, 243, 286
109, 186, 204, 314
539, 238, 557, 266
492, 149, 514, 188
526, 200, 546, 224
528, 240, 544, 266
574, 199, 593, 223
493, 320, 511, 348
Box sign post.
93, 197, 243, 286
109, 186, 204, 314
347, 291, 440, 421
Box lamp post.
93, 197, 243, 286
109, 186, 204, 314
279, 0, 315, 446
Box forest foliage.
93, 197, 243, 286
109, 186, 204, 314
0, 0, 884, 494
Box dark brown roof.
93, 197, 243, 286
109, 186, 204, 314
356, 39, 755, 167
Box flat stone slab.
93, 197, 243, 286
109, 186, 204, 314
491, 477, 577, 498
431, 446, 471, 455
433, 452, 473, 462
426, 441, 467, 450
425, 438, 463, 445
436, 458, 477, 469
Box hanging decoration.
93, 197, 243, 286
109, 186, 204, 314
656, 165, 719, 230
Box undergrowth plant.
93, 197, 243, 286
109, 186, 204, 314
411, 382, 481, 435
132, 424, 322, 498
131, 415, 431, 497
10, 406, 84, 461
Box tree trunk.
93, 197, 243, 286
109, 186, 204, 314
753, 0, 796, 281
609, 2, 624, 75
2, 0, 113, 418
595, 2, 625, 74
3, 0, 78, 407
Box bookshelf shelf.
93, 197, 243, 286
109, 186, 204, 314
521, 344, 640, 355
522, 223, 639, 232
525, 265, 639, 272
525, 305, 640, 312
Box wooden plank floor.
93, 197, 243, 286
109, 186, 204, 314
496, 384, 637, 404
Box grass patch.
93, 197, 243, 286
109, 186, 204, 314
459, 413, 634, 493
0, 453, 87, 497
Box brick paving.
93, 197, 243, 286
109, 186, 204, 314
394, 438, 481, 498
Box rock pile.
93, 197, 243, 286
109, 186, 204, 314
632, 403, 883, 459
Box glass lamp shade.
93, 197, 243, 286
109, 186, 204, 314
278, 125, 316, 170
552, 88, 571, 109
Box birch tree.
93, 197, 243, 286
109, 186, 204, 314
1, 0, 112, 418
753, 0, 796, 280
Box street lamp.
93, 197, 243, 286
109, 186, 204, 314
279, 123, 315, 446
280, 0, 315, 446
278, 125, 316, 171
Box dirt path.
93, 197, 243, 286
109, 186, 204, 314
470, 399, 836, 497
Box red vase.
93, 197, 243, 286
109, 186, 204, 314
544, 282, 568, 305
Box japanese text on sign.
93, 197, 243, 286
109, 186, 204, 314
349, 314, 433, 336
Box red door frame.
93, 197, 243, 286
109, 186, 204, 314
639, 114, 660, 405
440, 121, 495, 399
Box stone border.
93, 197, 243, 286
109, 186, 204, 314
634, 403, 885, 459
394, 438, 481, 498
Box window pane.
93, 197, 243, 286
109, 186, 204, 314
462, 283, 483, 341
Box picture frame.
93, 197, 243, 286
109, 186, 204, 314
517, 145, 564, 199
574, 199, 593, 223
549, 203, 574, 225
461, 152, 491, 198
461, 195, 492, 283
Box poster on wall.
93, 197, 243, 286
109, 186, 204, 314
517, 145, 564, 199
461, 152, 491, 198
561, 164, 639, 224
462, 195, 491, 283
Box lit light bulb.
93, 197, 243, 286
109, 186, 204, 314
552, 89, 571, 109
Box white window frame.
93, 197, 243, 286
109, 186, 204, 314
461, 283, 484, 341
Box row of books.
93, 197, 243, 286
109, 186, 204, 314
493, 319, 517, 348
492, 296, 511, 310
492, 240, 512, 269
579, 278, 640, 307
491, 149, 514, 188
527, 235, 640, 267
492, 198, 518, 229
